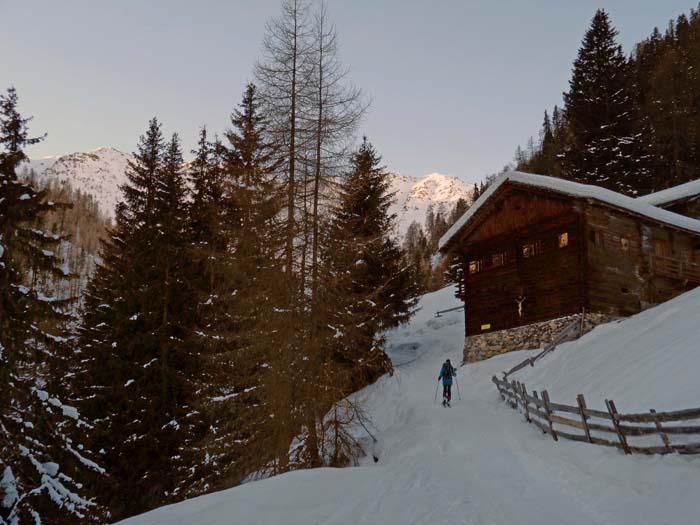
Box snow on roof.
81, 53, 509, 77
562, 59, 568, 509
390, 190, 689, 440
439, 171, 700, 251
635, 179, 700, 207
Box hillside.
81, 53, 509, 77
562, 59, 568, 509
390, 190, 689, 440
116, 286, 700, 525
21, 147, 131, 220
21, 148, 474, 237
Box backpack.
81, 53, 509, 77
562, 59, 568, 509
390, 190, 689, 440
441, 363, 453, 379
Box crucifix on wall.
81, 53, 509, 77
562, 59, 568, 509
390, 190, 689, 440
515, 295, 526, 318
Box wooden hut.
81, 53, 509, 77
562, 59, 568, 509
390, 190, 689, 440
439, 172, 700, 361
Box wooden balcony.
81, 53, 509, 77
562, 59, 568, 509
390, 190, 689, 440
650, 255, 700, 284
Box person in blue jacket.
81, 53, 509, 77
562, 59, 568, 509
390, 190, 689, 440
438, 359, 457, 406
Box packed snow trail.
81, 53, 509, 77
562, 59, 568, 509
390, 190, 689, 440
118, 286, 700, 525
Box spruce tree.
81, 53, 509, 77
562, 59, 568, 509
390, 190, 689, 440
0, 87, 104, 524
562, 9, 652, 195
79, 119, 197, 519
187, 84, 292, 491
322, 138, 418, 387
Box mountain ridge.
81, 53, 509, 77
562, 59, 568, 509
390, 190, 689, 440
21, 147, 475, 236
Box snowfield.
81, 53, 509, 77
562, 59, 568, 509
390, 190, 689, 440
117, 286, 700, 525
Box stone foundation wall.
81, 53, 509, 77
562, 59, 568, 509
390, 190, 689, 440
463, 313, 614, 363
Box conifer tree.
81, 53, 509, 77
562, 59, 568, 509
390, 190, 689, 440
562, 9, 652, 195
322, 138, 418, 385
79, 120, 197, 519
291, 138, 418, 467
186, 84, 293, 490
0, 87, 104, 524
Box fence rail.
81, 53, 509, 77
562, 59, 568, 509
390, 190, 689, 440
502, 314, 584, 379
492, 376, 700, 455
435, 305, 464, 318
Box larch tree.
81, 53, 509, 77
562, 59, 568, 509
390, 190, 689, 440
303, 1, 367, 299
255, 0, 315, 276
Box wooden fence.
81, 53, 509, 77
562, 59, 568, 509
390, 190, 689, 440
492, 376, 700, 455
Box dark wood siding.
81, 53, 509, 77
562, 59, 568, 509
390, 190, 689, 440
460, 193, 584, 336
584, 204, 699, 314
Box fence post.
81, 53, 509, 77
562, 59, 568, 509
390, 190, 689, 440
541, 390, 558, 442
520, 383, 531, 423
605, 399, 630, 454
576, 394, 592, 443
650, 409, 672, 454
511, 380, 519, 409
532, 391, 546, 434
493, 376, 505, 401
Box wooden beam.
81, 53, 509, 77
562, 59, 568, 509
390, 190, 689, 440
541, 390, 558, 442
577, 394, 592, 443
650, 409, 672, 453
606, 399, 630, 454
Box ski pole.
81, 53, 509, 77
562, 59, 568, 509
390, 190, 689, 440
455, 376, 462, 400
434, 380, 439, 403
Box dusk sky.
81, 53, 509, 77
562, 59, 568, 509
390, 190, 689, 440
2, 0, 697, 182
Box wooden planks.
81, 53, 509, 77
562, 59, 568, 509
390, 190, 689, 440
491, 376, 700, 455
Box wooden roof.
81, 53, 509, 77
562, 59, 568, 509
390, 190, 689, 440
636, 179, 700, 207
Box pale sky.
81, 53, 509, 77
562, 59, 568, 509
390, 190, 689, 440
1, 0, 697, 182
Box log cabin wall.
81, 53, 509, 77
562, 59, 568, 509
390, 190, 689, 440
582, 205, 647, 316
456, 189, 585, 337
583, 204, 700, 315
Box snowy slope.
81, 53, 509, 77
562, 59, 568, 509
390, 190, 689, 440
517, 287, 700, 412
387, 172, 474, 237
117, 286, 700, 525
20, 147, 131, 219
22, 147, 473, 238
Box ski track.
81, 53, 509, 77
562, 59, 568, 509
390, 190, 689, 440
118, 285, 700, 525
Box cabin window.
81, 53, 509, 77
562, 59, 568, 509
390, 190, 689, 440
522, 242, 541, 258
558, 232, 569, 248
468, 260, 481, 274
492, 253, 505, 267
620, 237, 630, 252
680, 249, 690, 262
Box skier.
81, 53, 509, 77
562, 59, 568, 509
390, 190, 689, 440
438, 359, 457, 407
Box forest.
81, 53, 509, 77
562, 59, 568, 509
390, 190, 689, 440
515, 7, 700, 196
3, 2, 700, 525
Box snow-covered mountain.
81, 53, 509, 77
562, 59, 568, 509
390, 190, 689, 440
387, 172, 475, 237
21, 148, 474, 237
20, 147, 131, 220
